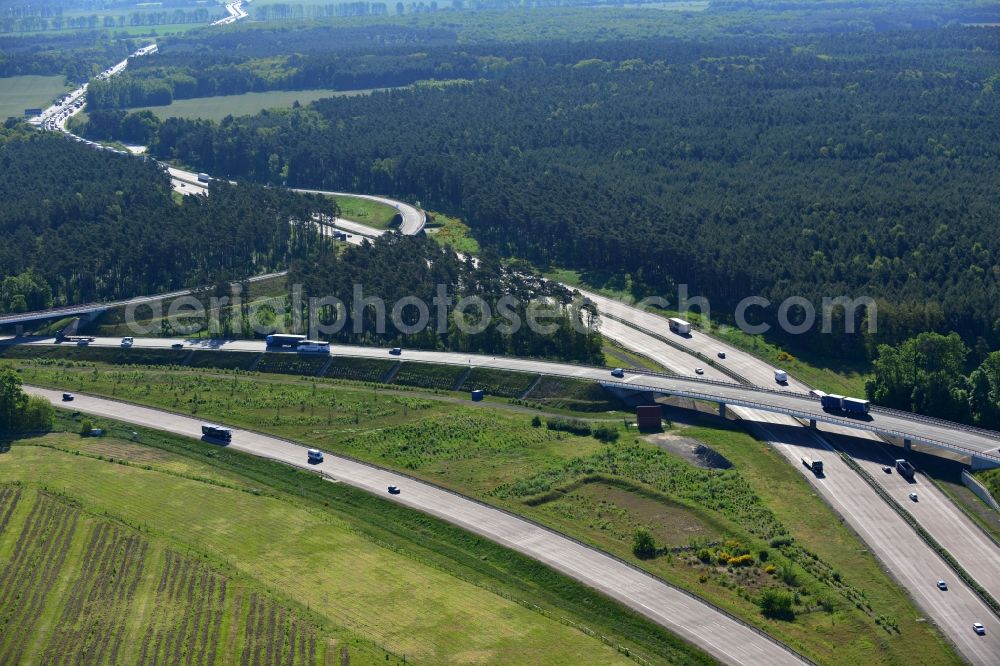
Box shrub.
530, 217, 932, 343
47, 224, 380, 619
758, 588, 795, 620
546, 418, 592, 436
764, 564, 777, 575
697, 548, 713, 563
758, 549, 769, 563
632, 528, 656, 560
79, 418, 93, 436
531, 415, 542, 428
727, 554, 754, 567
592, 425, 619, 442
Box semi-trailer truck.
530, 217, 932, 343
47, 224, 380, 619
296, 340, 330, 353
801, 456, 824, 475
895, 459, 916, 480
668, 318, 692, 335
266, 334, 307, 348
201, 424, 232, 442
820, 394, 871, 417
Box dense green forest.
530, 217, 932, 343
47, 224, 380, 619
99, 27, 1000, 360
0, 31, 136, 79
290, 233, 604, 361
86, 29, 471, 108
867, 332, 1000, 429
0, 126, 332, 309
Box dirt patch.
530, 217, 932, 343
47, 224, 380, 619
644, 432, 732, 470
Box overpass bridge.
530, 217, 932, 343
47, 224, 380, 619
5, 336, 1000, 469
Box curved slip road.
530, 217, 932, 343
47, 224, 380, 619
25, 386, 806, 666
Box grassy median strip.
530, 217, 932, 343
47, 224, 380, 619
836, 450, 1000, 618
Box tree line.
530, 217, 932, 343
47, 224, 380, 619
98, 28, 1000, 360
289, 233, 604, 363
0, 126, 334, 311
867, 332, 1000, 430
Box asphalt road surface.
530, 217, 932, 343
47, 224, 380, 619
8, 335, 1000, 465
25, 386, 807, 666
736, 408, 1000, 664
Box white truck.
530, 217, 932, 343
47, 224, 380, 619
668, 317, 692, 335
774, 369, 788, 383
296, 340, 330, 353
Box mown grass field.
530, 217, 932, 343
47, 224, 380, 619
2, 353, 958, 665
333, 195, 399, 230
425, 212, 481, 254
0, 426, 710, 666
131, 88, 386, 121
0, 75, 69, 120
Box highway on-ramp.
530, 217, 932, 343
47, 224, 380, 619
24, 386, 807, 666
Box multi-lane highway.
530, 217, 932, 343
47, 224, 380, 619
9, 334, 1000, 467
23, 386, 807, 666
737, 409, 1000, 664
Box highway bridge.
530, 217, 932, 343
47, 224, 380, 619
8, 335, 1000, 469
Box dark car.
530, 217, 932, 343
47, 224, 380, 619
62, 393, 74, 402
171, 343, 184, 349
388, 485, 401, 495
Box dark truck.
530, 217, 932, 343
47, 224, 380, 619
820, 393, 871, 418
201, 424, 232, 443
895, 459, 916, 481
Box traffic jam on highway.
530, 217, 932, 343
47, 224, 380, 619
17, 14, 998, 657
31, 43, 157, 156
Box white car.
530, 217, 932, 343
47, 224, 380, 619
695, 367, 704, 375
973, 622, 985, 635
936, 580, 947, 590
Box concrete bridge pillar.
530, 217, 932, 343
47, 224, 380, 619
809, 419, 817, 428
718, 403, 727, 418
15, 324, 23, 337
903, 438, 912, 452
971, 455, 1000, 471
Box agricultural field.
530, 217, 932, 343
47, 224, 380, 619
0, 429, 708, 665
0, 486, 333, 665
460, 367, 538, 398
130, 88, 386, 122
2, 357, 957, 664
333, 195, 399, 230
0, 75, 69, 121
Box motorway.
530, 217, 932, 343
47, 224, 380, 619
737, 408, 1000, 664
580, 287, 812, 394
10, 334, 1000, 466
295, 188, 427, 236
18, 13, 1000, 659
23, 386, 806, 666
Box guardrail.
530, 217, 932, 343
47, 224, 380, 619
836, 450, 1000, 620
872, 404, 1000, 444
601, 377, 1000, 464
603, 313, 752, 385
